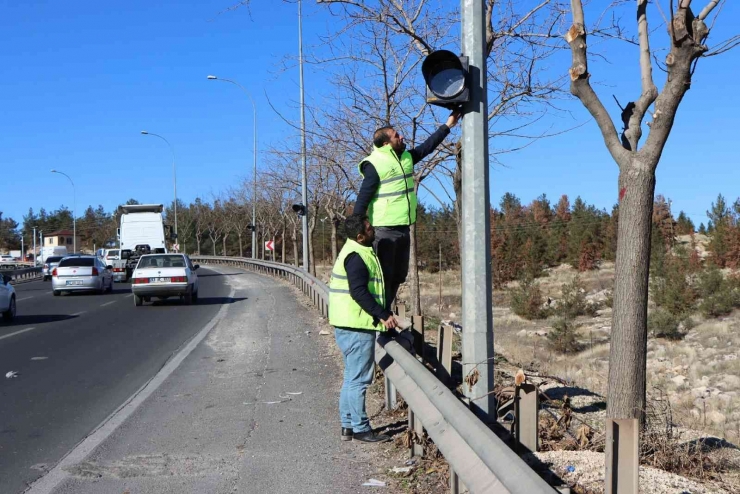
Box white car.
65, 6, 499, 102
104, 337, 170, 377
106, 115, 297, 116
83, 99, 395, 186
0, 255, 14, 264
1, 273, 16, 322
131, 254, 200, 306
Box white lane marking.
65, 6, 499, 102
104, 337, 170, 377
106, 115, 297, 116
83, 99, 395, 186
26, 284, 237, 494
17, 296, 34, 301
70, 311, 86, 316
46, 291, 52, 294
0, 327, 36, 341
100, 301, 116, 307
125, 294, 133, 298
31, 357, 48, 361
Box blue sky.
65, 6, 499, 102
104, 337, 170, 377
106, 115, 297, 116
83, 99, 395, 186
1, 0, 738, 232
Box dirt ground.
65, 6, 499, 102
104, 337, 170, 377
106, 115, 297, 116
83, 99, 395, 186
314, 256, 740, 493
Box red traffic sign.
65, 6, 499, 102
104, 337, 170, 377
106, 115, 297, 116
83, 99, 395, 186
265, 240, 274, 251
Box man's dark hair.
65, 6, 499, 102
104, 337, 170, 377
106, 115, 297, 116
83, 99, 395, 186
344, 214, 368, 240
373, 126, 393, 148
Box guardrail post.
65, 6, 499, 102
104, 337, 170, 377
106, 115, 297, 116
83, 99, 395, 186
384, 372, 398, 411
514, 383, 539, 453
407, 409, 424, 458
436, 324, 454, 387
605, 418, 639, 494
449, 468, 468, 494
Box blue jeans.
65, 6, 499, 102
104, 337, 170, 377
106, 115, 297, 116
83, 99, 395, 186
335, 327, 376, 433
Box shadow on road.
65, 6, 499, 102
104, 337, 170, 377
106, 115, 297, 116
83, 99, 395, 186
147, 297, 248, 307
196, 272, 245, 278
1, 314, 79, 327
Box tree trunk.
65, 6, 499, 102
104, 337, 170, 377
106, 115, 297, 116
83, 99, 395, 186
238, 233, 243, 257
211, 236, 217, 256
196, 236, 201, 255
409, 222, 422, 316
607, 160, 655, 421
222, 233, 228, 256
308, 218, 316, 276
330, 220, 338, 263
281, 228, 286, 263
453, 142, 464, 247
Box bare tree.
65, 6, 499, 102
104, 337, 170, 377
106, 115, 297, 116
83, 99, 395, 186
311, 0, 566, 314
205, 199, 226, 256
191, 198, 209, 255
566, 0, 733, 420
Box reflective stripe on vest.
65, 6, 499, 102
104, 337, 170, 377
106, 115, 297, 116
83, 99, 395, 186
359, 145, 417, 226
328, 240, 386, 331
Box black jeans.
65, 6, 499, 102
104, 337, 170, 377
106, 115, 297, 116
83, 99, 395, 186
372, 226, 410, 310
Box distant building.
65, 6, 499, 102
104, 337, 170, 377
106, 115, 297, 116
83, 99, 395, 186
44, 230, 82, 251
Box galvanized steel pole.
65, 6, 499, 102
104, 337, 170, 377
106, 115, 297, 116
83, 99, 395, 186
298, 0, 309, 272
461, 0, 495, 420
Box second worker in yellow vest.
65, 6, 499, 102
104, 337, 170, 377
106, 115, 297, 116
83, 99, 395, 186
354, 110, 461, 310
328, 215, 400, 443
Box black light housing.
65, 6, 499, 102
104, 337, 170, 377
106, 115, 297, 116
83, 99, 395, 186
247, 225, 256, 232
292, 204, 307, 216
421, 50, 469, 109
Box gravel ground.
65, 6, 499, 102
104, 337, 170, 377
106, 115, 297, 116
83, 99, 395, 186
533, 450, 731, 494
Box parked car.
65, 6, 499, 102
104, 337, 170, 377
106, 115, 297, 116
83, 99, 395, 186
0, 273, 15, 322
131, 254, 199, 306
0, 255, 14, 264
43, 256, 65, 281
52, 256, 113, 296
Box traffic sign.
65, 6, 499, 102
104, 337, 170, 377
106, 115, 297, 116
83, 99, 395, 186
265, 240, 274, 251
172, 243, 180, 252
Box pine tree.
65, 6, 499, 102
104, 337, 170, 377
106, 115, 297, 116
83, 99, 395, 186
675, 211, 695, 235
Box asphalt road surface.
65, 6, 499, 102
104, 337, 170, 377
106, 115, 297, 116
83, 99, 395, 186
0, 269, 232, 494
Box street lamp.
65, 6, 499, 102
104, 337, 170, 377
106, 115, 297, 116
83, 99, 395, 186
207, 75, 258, 260
50, 169, 76, 253
141, 131, 178, 247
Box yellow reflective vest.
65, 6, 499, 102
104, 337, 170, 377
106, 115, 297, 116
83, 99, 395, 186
328, 239, 387, 331
359, 145, 417, 226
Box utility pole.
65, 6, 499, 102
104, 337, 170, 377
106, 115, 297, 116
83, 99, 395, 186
298, 0, 309, 272
32, 227, 36, 266
460, 0, 495, 420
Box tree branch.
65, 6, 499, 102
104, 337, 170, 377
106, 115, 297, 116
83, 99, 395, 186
566, 0, 629, 166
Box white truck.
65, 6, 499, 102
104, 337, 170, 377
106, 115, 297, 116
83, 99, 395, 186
40, 246, 68, 263
111, 204, 174, 282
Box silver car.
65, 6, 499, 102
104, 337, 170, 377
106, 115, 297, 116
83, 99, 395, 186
52, 256, 113, 296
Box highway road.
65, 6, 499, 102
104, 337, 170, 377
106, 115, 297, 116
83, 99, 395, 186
0, 269, 233, 494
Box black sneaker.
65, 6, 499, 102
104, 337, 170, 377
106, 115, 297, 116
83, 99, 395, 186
353, 431, 391, 443
341, 428, 353, 441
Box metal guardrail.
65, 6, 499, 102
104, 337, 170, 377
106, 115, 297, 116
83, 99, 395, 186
192, 255, 556, 494
3, 267, 43, 284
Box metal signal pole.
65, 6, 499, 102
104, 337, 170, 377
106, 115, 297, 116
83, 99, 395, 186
460, 0, 495, 420
298, 0, 309, 272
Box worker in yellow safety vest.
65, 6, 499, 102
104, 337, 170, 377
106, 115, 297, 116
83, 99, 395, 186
353, 110, 461, 310
329, 214, 409, 443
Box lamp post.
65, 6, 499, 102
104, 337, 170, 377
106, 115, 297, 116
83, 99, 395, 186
50, 170, 76, 253
207, 75, 258, 260
141, 131, 178, 246
298, 0, 309, 272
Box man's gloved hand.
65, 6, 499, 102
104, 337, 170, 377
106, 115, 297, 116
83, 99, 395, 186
395, 329, 415, 354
